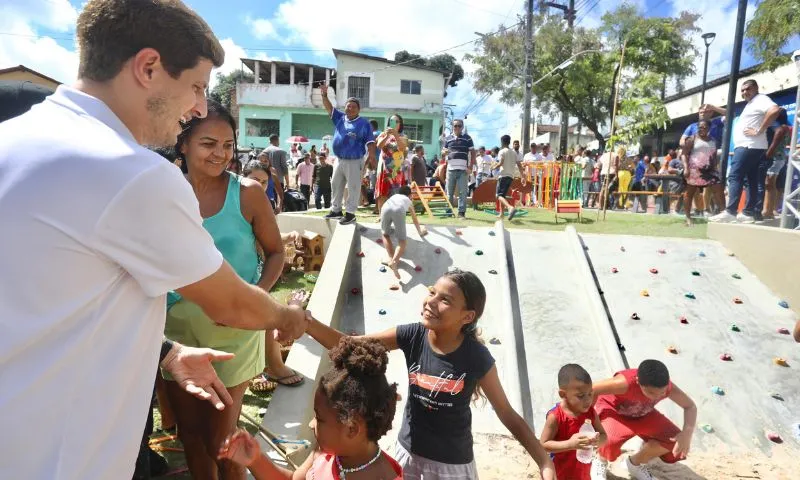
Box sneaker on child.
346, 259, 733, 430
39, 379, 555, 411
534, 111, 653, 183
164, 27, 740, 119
590, 458, 608, 480
736, 212, 755, 224
625, 456, 655, 480
325, 210, 343, 219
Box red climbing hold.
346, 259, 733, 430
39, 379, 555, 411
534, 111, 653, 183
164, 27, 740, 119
376, 238, 383, 245
414, 265, 422, 272
455, 229, 463, 236
667, 345, 678, 354
389, 284, 400, 291
434, 248, 442, 254
658, 249, 667, 254
351, 287, 360, 295
650, 268, 659, 274
611, 267, 619, 273
679, 316, 689, 324
357, 251, 365, 258
777, 327, 791, 335
767, 432, 783, 443
733, 297, 743, 304
720, 353, 733, 361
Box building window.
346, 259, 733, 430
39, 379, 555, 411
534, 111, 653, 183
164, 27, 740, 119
292, 113, 334, 140
347, 76, 370, 108
245, 118, 280, 138
403, 119, 433, 145
401, 80, 421, 95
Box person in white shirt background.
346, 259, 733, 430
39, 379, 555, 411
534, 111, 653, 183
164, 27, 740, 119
475, 146, 493, 187
711, 79, 781, 224
0, 1, 308, 479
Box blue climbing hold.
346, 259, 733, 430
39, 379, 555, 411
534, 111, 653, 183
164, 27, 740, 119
378, 309, 387, 315
698, 251, 706, 257
711, 386, 725, 396
779, 300, 790, 309
379, 266, 387, 273
475, 250, 484, 256
685, 292, 696, 300
489, 231, 496, 236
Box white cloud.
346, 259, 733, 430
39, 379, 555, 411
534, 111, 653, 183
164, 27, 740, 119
210, 38, 276, 87
5, 0, 78, 32
244, 16, 278, 41
0, 15, 78, 84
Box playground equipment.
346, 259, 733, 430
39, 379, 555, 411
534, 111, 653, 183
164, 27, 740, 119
411, 181, 454, 218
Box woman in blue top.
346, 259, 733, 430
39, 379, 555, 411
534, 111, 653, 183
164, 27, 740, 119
162, 101, 286, 480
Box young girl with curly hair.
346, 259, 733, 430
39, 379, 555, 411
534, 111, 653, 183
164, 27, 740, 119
218, 337, 402, 479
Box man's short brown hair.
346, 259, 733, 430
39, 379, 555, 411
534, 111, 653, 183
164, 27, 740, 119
76, 0, 225, 82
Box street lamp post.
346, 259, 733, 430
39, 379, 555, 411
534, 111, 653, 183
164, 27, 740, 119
700, 32, 716, 105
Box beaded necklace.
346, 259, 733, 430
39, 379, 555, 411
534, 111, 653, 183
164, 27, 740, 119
335, 447, 382, 479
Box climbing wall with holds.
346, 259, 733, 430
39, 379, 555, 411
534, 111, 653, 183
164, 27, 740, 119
339, 224, 515, 444
582, 233, 800, 452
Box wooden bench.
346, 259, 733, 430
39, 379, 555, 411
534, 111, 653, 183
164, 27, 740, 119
555, 199, 582, 223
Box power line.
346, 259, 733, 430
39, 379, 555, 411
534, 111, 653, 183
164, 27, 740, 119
574, 0, 601, 26
446, 0, 522, 18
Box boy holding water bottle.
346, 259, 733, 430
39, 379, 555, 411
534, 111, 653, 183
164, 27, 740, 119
541, 364, 607, 480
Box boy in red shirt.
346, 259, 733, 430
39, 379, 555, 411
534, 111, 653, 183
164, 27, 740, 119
541, 364, 607, 480
591, 360, 697, 480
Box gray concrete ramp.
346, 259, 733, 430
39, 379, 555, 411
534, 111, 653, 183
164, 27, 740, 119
582, 233, 800, 453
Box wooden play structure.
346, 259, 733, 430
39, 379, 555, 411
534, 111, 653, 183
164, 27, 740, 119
411, 181, 455, 218
283, 231, 325, 273
554, 199, 582, 223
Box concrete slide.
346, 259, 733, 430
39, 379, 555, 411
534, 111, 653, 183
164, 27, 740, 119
262, 219, 800, 467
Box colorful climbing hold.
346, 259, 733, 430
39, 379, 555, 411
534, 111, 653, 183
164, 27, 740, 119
378, 309, 387, 315
376, 238, 383, 244
691, 271, 701, 276
685, 292, 696, 299
389, 284, 400, 291
631, 313, 641, 320
667, 345, 678, 354
720, 353, 733, 361
698, 251, 706, 257
732, 273, 742, 279
778, 327, 790, 335
414, 265, 423, 272
767, 432, 783, 444
731, 324, 741, 332
771, 393, 784, 401
489, 231, 496, 236
728, 251, 735, 257
475, 250, 484, 256
357, 251, 365, 258
434, 248, 442, 254
733, 297, 743, 304
488, 269, 498, 275
778, 300, 790, 309
700, 424, 714, 433
620, 246, 626, 252
489, 337, 501, 345
611, 267, 619, 273
455, 229, 463, 236
379, 266, 387, 273
680, 316, 689, 325
711, 386, 725, 396
658, 249, 667, 254
649, 268, 659, 274
351, 288, 360, 295
641, 289, 650, 297
774, 357, 789, 367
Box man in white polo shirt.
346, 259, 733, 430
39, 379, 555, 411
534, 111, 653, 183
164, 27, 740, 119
711, 79, 780, 223
0, 1, 308, 479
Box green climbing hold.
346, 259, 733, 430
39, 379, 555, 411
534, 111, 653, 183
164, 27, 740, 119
732, 273, 741, 279
730, 324, 741, 332
489, 231, 496, 236
685, 293, 696, 299
475, 250, 484, 256
378, 309, 387, 315
691, 271, 700, 276
700, 424, 714, 433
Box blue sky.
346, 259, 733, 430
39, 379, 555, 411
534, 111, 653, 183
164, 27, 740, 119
2, 0, 798, 147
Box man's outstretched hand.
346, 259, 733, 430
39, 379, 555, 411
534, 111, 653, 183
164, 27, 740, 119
161, 343, 235, 410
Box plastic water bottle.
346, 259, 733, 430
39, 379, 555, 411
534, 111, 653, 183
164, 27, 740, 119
575, 419, 596, 464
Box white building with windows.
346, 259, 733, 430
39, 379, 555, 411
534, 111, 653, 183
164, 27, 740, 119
235, 49, 450, 157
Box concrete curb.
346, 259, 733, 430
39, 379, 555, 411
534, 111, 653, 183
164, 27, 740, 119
564, 226, 626, 373
260, 221, 358, 464
493, 220, 530, 424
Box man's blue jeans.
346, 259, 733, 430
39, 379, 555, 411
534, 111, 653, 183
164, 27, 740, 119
446, 169, 469, 215
726, 147, 766, 216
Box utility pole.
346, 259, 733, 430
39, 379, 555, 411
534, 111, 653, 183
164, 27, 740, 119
719, 0, 748, 181
522, 0, 535, 155
544, 1, 576, 154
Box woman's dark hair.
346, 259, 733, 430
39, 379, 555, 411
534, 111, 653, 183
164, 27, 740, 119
388, 114, 404, 134
697, 119, 710, 130
319, 337, 398, 442
175, 99, 238, 174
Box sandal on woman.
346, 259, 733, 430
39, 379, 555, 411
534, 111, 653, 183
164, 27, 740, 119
249, 374, 277, 394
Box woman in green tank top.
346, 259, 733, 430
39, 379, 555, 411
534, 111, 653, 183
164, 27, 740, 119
161, 101, 289, 480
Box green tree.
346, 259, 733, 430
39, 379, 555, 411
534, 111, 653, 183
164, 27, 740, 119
209, 70, 254, 111
746, 0, 800, 71
394, 51, 465, 87
466, 4, 700, 150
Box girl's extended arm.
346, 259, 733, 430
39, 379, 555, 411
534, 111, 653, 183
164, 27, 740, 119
218, 430, 315, 480
305, 316, 399, 352
479, 366, 556, 480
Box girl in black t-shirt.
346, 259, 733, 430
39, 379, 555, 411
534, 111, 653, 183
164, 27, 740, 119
304, 269, 555, 479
